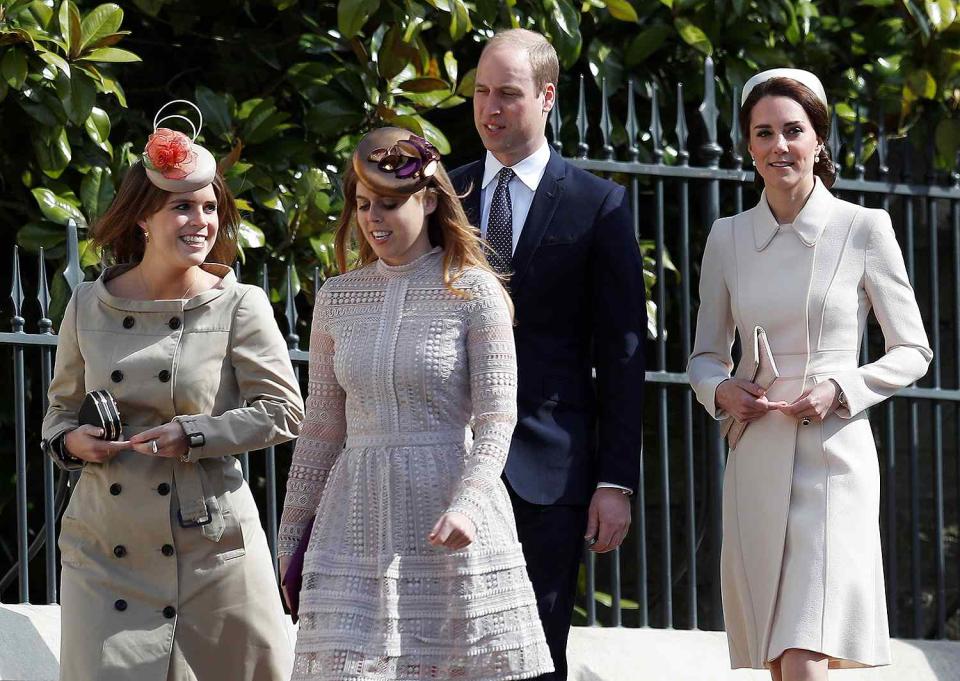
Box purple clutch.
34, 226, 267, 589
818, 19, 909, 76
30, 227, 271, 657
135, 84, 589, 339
282, 516, 315, 623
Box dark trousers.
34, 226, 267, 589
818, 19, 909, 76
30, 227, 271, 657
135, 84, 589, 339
507, 484, 588, 681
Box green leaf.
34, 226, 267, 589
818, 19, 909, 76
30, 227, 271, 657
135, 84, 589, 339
195, 85, 232, 138
1, 48, 28, 89
903, 0, 933, 41
904, 68, 936, 100
99, 71, 126, 106
80, 166, 115, 220
603, 0, 639, 22
17, 222, 67, 252
38, 48, 70, 76
337, 0, 380, 39
456, 67, 476, 96
31, 186, 85, 225
412, 115, 450, 154
398, 77, 449, 92
84, 106, 111, 147
925, 0, 957, 30
674, 18, 712, 56
238, 219, 266, 248
33, 127, 72, 178
310, 236, 332, 269
544, 0, 582, 67
78, 239, 101, 268
65, 69, 96, 125
443, 50, 457, 83
625, 25, 672, 66
449, 0, 471, 40
80, 3, 124, 52
80, 47, 140, 62
935, 119, 960, 166
58, 0, 82, 58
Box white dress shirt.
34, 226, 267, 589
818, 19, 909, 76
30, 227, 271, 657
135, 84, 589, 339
478, 142, 631, 497
479, 142, 551, 253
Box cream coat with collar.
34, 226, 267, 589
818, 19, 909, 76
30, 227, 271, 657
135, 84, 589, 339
42, 264, 304, 681
689, 180, 931, 669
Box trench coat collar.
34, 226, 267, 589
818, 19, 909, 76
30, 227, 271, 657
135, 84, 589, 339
94, 263, 236, 312
753, 177, 834, 251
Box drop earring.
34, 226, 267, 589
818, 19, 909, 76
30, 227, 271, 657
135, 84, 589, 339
814, 146, 822, 163
143, 229, 150, 243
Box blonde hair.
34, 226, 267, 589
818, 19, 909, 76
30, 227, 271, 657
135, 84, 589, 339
334, 162, 513, 314
483, 28, 559, 94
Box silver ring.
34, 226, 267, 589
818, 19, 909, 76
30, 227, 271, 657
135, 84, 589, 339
587, 536, 598, 547
150, 440, 159, 454
801, 417, 811, 427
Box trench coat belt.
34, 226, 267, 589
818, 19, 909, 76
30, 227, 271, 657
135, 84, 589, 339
122, 424, 225, 542
769, 349, 859, 380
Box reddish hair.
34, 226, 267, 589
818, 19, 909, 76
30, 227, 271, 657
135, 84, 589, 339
91, 161, 239, 264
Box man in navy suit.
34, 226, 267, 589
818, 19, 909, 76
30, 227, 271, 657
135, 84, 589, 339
449, 29, 647, 681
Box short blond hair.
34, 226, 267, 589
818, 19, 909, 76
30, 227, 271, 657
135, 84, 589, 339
482, 29, 559, 94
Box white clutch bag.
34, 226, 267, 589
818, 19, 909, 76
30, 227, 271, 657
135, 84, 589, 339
720, 326, 779, 449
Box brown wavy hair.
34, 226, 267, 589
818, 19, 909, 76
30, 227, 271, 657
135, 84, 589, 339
334, 161, 511, 309
91, 161, 240, 264
739, 76, 837, 189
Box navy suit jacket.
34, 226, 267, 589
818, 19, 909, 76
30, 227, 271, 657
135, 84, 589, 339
450, 149, 647, 506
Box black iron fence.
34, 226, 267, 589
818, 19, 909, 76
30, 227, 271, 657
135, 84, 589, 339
2, 58, 958, 641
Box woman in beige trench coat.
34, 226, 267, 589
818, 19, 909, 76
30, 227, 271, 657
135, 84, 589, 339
689, 71, 931, 681
41, 108, 304, 681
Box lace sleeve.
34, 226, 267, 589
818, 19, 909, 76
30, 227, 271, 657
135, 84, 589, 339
278, 283, 347, 556
445, 274, 517, 526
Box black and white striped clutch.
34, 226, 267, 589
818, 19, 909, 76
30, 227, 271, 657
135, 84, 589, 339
78, 389, 122, 441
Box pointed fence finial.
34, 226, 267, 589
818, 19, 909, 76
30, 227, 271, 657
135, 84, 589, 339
730, 85, 743, 169
549, 89, 562, 153
38, 248, 52, 334
576, 74, 589, 158
63, 219, 83, 292
877, 119, 889, 179
650, 82, 663, 164
676, 82, 689, 167
828, 113, 842, 177
626, 79, 639, 162
284, 262, 299, 350
600, 77, 613, 160
10, 246, 24, 333
699, 58, 722, 169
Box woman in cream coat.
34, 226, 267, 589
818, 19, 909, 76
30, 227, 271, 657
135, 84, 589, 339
688, 70, 931, 681
41, 107, 303, 681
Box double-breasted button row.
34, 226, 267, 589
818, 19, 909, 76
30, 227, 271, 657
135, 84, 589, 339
121, 316, 181, 330
112, 369, 174, 383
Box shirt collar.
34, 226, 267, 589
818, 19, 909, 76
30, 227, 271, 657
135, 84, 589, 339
481, 141, 551, 192
753, 177, 835, 251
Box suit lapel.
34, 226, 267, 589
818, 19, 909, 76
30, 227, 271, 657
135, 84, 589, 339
510, 150, 566, 289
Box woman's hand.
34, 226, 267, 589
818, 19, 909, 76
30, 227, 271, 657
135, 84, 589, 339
128, 422, 190, 459
715, 379, 788, 423
278, 555, 293, 610
62, 425, 130, 463
779, 380, 840, 424
428, 512, 476, 551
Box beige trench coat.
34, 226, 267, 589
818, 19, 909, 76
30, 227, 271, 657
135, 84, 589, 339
41, 264, 304, 681
689, 180, 931, 670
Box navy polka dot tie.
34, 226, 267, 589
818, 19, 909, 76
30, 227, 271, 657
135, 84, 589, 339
486, 168, 515, 274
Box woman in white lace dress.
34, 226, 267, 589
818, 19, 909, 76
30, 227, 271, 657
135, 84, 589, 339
278, 127, 553, 681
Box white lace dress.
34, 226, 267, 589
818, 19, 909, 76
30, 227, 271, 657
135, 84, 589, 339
278, 247, 553, 681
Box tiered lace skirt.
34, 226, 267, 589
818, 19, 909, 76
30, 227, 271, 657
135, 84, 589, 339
292, 431, 553, 681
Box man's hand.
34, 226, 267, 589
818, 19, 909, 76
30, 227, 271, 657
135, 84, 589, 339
585, 487, 631, 553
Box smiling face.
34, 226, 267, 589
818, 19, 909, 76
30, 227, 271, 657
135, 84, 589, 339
138, 185, 219, 268
748, 95, 821, 195
354, 181, 436, 266
473, 43, 555, 166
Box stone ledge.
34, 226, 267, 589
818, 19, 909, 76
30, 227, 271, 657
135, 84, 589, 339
3, 604, 959, 681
